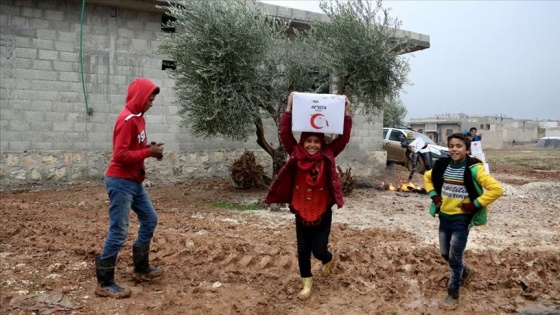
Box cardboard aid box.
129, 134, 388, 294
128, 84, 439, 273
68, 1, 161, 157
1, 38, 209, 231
470, 142, 490, 173
470, 141, 483, 155
292, 92, 345, 134
409, 137, 426, 153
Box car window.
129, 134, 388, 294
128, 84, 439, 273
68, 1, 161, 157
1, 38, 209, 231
383, 129, 388, 139
389, 130, 404, 141
413, 132, 435, 145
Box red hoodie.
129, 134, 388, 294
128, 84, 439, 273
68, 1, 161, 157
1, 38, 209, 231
105, 78, 157, 183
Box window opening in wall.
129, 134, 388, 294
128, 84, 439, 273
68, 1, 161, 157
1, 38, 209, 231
162, 60, 176, 70
480, 124, 484, 130
486, 124, 490, 130
162, 15, 176, 33
418, 128, 423, 133
446, 128, 453, 136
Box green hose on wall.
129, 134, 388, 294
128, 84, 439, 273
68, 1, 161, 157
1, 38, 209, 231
80, 0, 93, 116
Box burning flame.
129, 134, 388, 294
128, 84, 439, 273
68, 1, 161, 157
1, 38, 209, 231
400, 182, 416, 192
381, 181, 425, 193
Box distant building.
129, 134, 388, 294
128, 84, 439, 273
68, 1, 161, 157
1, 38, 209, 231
408, 114, 546, 148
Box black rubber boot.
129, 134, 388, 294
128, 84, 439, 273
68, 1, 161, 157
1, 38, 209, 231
442, 287, 459, 309
132, 244, 164, 281
462, 265, 475, 286
94, 255, 131, 298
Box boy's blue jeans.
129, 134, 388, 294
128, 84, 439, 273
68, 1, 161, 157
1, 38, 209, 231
438, 216, 470, 293
100, 177, 158, 260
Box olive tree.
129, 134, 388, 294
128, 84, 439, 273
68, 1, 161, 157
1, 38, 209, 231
313, 0, 412, 117
158, 0, 412, 175
383, 99, 408, 127
158, 0, 322, 174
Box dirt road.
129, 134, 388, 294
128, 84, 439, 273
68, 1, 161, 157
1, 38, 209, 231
1, 158, 559, 314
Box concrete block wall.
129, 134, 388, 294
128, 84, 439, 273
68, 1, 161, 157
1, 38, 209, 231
0, 0, 386, 186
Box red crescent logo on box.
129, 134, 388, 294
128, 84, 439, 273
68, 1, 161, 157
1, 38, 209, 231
310, 113, 327, 129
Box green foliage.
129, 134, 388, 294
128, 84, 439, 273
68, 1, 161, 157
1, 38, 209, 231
383, 99, 408, 127
158, 0, 321, 141
158, 0, 412, 154
314, 0, 411, 117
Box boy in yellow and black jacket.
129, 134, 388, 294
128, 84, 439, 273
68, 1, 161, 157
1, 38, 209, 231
424, 133, 503, 308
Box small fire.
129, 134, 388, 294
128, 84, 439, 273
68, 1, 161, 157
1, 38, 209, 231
381, 181, 425, 194
400, 182, 416, 192
381, 181, 397, 191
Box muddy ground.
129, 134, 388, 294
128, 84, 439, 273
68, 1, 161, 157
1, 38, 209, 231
1, 147, 559, 314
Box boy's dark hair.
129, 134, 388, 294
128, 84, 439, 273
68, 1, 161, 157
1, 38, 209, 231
448, 133, 471, 150
152, 87, 160, 95
469, 127, 477, 132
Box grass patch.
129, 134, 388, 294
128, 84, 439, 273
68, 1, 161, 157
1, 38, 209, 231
210, 201, 261, 211
484, 148, 560, 170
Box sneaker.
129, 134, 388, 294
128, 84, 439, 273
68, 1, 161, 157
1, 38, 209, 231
462, 266, 474, 286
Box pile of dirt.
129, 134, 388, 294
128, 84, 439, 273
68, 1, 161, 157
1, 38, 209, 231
1, 166, 559, 314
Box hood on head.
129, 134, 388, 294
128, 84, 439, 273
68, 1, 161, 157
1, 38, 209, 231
125, 78, 157, 114
299, 132, 326, 146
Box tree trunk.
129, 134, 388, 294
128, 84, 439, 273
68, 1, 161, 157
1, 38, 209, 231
272, 145, 287, 176
254, 115, 287, 179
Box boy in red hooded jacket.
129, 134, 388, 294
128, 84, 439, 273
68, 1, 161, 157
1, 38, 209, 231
95, 78, 165, 298
266, 92, 352, 300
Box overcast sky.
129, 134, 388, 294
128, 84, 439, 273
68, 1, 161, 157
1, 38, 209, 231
260, 1, 560, 121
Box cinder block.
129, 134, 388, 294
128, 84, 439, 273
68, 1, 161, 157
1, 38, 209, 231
58, 72, 79, 82
28, 121, 52, 131
24, 111, 45, 122
54, 41, 76, 52
10, 16, 28, 27
59, 51, 78, 62
9, 141, 32, 151
32, 142, 54, 150
15, 36, 33, 47
135, 30, 155, 41
45, 112, 63, 122
38, 49, 58, 60
127, 20, 143, 30
15, 47, 38, 58
52, 140, 73, 150
30, 18, 50, 29
37, 29, 57, 40
145, 21, 161, 32
13, 88, 38, 100
5, 99, 31, 111
15, 58, 32, 68
53, 122, 75, 132
24, 131, 45, 142
58, 31, 78, 42
49, 20, 72, 32
0, 131, 24, 141
63, 132, 82, 142
32, 38, 54, 50
131, 39, 148, 51
53, 61, 74, 71
33, 69, 59, 81
21, 7, 44, 18
32, 59, 52, 70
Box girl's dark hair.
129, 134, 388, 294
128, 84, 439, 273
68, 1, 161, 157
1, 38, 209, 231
469, 127, 477, 132
448, 133, 471, 150
152, 87, 160, 95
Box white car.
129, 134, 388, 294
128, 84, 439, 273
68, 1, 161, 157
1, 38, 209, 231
382, 127, 450, 174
